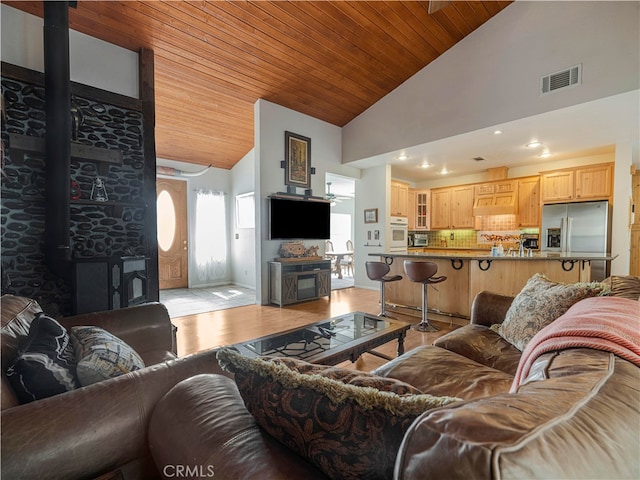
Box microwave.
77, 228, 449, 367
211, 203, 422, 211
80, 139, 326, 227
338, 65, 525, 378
413, 234, 428, 247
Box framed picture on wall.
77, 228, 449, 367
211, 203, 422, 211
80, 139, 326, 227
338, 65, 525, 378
284, 131, 311, 189
364, 208, 378, 224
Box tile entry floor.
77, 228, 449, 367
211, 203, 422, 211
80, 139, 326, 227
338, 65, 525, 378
159, 285, 256, 318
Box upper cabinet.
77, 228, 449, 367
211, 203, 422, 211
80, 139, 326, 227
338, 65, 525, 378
415, 189, 430, 230
430, 188, 451, 230
390, 180, 409, 217
430, 186, 473, 230
407, 188, 416, 229
408, 188, 430, 230
541, 163, 613, 203
404, 162, 611, 232
517, 177, 540, 227
575, 164, 613, 200
451, 186, 475, 228
540, 170, 574, 202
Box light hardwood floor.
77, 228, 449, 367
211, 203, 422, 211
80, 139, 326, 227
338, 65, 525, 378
173, 287, 459, 372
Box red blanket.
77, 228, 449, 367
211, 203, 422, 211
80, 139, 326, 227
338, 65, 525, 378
511, 296, 640, 392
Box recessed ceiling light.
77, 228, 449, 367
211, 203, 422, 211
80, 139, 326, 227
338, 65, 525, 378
398, 154, 408, 161
526, 141, 542, 148
539, 151, 552, 158
440, 167, 449, 175
419, 163, 430, 169
493, 130, 503, 135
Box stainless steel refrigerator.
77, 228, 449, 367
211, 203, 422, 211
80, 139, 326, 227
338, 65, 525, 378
541, 201, 610, 280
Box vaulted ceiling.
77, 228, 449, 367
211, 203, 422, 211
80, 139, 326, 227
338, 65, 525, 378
4, 1, 512, 169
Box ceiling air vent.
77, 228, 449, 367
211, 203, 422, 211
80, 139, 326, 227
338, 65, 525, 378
540, 64, 582, 95
472, 157, 485, 162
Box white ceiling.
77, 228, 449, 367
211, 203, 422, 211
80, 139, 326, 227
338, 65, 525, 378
347, 90, 639, 185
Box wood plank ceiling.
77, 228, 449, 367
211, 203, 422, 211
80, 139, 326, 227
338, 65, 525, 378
4, 1, 512, 169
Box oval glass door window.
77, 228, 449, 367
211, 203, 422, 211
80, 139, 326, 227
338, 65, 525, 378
157, 190, 176, 252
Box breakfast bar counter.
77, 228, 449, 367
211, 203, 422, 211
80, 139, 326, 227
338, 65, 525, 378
369, 251, 617, 322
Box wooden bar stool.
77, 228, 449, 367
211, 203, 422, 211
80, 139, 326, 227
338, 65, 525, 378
403, 260, 447, 332
365, 261, 402, 318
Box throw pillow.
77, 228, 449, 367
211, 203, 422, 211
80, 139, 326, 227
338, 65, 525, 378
493, 273, 609, 351
217, 347, 461, 480
6, 313, 79, 403
602, 275, 640, 301
71, 326, 145, 386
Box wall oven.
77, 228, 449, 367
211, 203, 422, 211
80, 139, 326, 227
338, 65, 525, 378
389, 216, 408, 253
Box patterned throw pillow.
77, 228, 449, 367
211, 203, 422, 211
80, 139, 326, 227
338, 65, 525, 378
6, 314, 79, 403
493, 273, 609, 351
217, 348, 460, 480
602, 275, 640, 301
71, 326, 145, 386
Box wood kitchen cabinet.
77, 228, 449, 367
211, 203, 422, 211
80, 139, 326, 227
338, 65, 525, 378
407, 188, 416, 229
541, 170, 574, 202
450, 185, 475, 228
415, 189, 430, 230
630, 171, 640, 276
517, 176, 540, 227
430, 186, 473, 229
430, 188, 451, 229
575, 164, 613, 200
391, 180, 409, 217
631, 229, 640, 277
541, 163, 613, 203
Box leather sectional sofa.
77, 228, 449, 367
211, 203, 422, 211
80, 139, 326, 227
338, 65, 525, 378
0, 294, 230, 480
148, 289, 639, 480
2, 278, 639, 479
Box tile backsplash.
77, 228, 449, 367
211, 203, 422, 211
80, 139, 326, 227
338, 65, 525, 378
475, 214, 517, 231
417, 230, 480, 249
411, 224, 539, 249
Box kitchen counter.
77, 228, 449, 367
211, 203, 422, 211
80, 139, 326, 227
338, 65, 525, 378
372, 251, 617, 261
368, 251, 617, 322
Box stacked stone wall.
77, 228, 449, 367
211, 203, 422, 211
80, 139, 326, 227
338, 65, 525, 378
1, 76, 147, 316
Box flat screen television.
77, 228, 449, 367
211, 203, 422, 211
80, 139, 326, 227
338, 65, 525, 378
269, 197, 331, 240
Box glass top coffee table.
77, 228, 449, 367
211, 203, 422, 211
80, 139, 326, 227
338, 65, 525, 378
233, 311, 410, 365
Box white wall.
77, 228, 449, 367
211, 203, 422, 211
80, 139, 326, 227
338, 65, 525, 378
1, 4, 139, 98
343, 1, 640, 163
611, 144, 635, 275
230, 149, 257, 289
157, 158, 232, 287
254, 99, 360, 303
354, 165, 391, 290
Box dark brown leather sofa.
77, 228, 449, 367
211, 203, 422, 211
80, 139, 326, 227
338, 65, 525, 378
148, 291, 640, 480
1, 294, 230, 480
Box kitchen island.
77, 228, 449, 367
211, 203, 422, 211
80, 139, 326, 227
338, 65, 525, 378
369, 251, 618, 322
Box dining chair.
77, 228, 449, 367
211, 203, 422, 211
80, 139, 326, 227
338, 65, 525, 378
341, 240, 354, 276
324, 240, 334, 262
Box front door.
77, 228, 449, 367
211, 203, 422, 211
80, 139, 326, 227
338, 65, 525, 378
157, 178, 188, 289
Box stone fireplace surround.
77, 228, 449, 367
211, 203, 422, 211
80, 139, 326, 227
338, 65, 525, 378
1, 60, 157, 316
